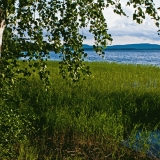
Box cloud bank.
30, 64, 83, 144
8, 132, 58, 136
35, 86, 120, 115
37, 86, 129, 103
83, 0, 160, 45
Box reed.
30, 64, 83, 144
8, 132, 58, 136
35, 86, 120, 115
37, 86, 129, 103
1, 61, 160, 159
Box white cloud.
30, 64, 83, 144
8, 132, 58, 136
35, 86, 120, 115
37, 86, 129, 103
111, 36, 160, 45
84, 0, 160, 45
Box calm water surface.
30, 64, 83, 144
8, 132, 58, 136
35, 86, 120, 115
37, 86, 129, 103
50, 49, 160, 66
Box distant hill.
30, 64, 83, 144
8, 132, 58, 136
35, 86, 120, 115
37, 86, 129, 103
82, 44, 93, 49
82, 43, 160, 50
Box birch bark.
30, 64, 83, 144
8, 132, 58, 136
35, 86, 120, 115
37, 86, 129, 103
0, 19, 5, 59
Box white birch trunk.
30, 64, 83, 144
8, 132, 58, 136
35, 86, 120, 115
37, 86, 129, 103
0, 19, 6, 59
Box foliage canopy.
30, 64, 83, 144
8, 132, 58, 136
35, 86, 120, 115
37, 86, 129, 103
0, 0, 159, 85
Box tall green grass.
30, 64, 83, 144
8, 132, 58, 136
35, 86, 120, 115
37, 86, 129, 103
1, 61, 160, 159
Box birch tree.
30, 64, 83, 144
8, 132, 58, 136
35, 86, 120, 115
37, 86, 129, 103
0, 0, 159, 84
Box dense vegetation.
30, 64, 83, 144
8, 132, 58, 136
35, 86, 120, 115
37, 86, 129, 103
1, 61, 160, 159
1, 1, 160, 159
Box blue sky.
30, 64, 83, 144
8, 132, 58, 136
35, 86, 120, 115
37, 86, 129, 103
83, 0, 160, 45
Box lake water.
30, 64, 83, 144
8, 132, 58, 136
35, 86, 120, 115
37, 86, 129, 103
49, 49, 160, 66
123, 130, 160, 159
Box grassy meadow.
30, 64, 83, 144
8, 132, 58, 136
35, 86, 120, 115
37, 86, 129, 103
1, 61, 160, 159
